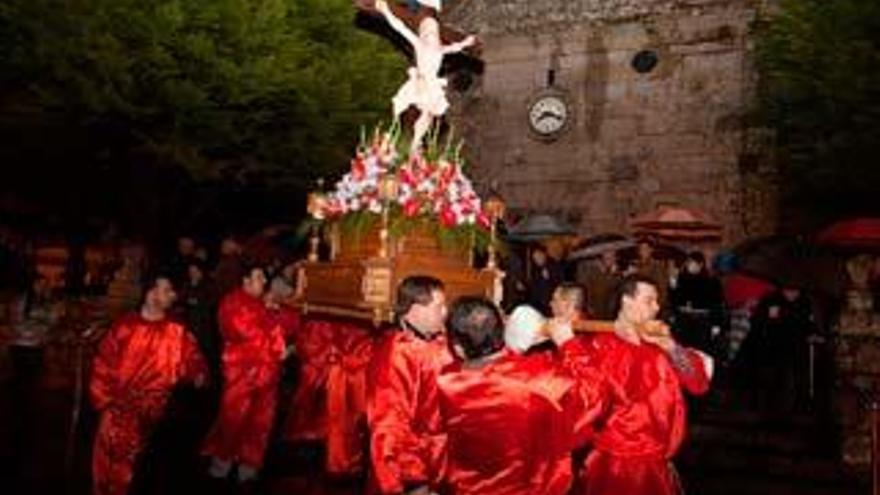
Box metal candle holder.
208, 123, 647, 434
306, 178, 326, 262
378, 173, 400, 259
483, 192, 506, 269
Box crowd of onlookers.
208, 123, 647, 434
503, 238, 831, 414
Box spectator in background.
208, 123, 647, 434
178, 259, 219, 372
11, 273, 63, 350
526, 245, 563, 316
8, 273, 61, 412
195, 246, 209, 263
502, 251, 527, 312
212, 237, 245, 297
105, 257, 143, 320
167, 236, 197, 286
631, 239, 669, 312
670, 251, 726, 355
745, 286, 816, 412
575, 250, 620, 319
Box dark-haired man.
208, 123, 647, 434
576, 274, 711, 495
436, 297, 606, 495
367, 275, 451, 494
203, 265, 286, 483
90, 275, 207, 495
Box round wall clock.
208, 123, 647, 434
527, 91, 571, 140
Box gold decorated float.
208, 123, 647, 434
297, 2, 501, 324
298, 126, 505, 325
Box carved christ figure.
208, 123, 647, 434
375, 0, 475, 155
410, 0, 442, 10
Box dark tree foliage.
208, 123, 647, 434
0, 0, 405, 187
756, 0, 880, 217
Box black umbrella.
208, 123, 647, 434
619, 242, 687, 263
733, 235, 846, 297
505, 214, 576, 243
568, 234, 635, 261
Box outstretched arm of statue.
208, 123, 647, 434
442, 35, 476, 55
376, 0, 419, 46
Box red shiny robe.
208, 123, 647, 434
202, 289, 285, 468
283, 319, 374, 474
90, 314, 207, 495
325, 321, 373, 473
268, 303, 301, 342
435, 340, 607, 495
576, 333, 710, 495
284, 319, 335, 442
367, 327, 452, 494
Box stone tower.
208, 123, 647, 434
443, 0, 777, 243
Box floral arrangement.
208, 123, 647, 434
309, 123, 491, 235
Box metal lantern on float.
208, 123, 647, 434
306, 178, 326, 262
483, 192, 507, 270
378, 173, 400, 259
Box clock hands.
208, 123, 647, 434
536, 110, 564, 122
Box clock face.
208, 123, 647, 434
528, 94, 569, 138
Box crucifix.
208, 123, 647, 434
354, 0, 481, 156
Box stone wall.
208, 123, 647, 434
834, 328, 880, 470
444, 0, 777, 243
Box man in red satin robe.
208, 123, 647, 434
367, 275, 451, 495
436, 297, 607, 495
577, 274, 712, 495
90, 275, 207, 495
202, 266, 286, 483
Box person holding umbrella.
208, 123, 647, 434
744, 285, 817, 413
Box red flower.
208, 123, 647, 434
399, 167, 416, 186
440, 164, 457, 185
351, 157, 366, 180
403, 198, 421, 217
439, 206, 457, 227
477, 211, 491, 229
